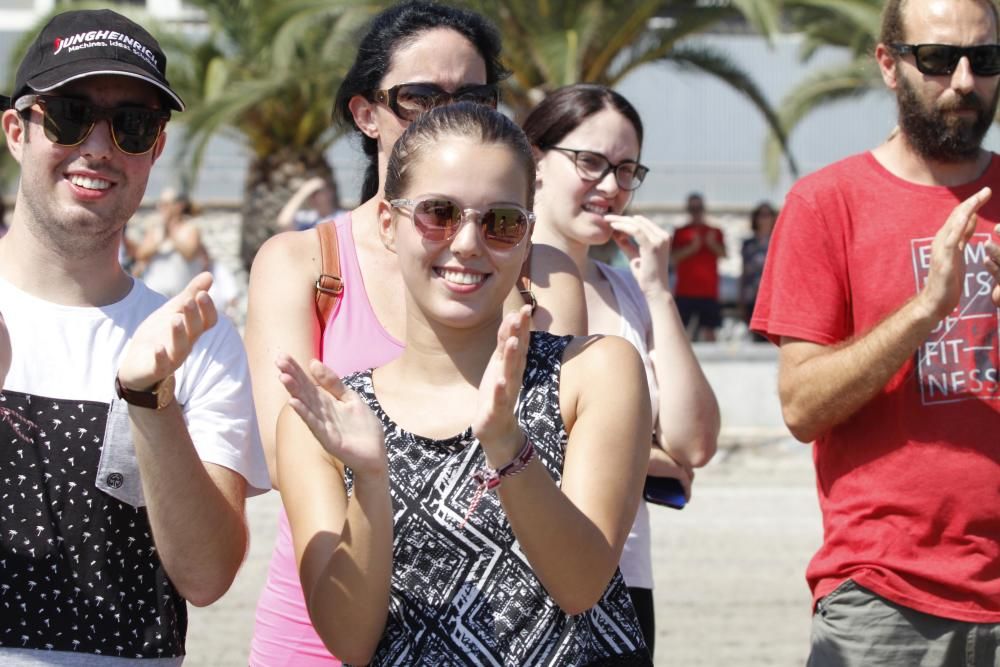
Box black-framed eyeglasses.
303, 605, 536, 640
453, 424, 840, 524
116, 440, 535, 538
389, 196, 532, 250
14, 94, 169, 155
891, 43, 1000, 76
545, 146, 649, 191
371, 82, 499, 122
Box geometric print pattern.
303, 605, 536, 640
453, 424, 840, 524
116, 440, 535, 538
0, 390, 185, 658
343, 332, 651, 666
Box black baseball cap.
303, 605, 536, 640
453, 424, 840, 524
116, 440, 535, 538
9, 9, 184, 112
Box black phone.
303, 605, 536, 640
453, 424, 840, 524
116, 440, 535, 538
643, 476, 687, 510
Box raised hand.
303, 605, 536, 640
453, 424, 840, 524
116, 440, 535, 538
607, 214, 672, 297
986, 222, 1000, 308
921, 187, 992, 320
117, 272, 218, 390
472, 305, 531, 461
276, 354, 387, 476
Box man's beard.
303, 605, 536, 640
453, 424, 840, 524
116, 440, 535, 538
896, 72, 999, 163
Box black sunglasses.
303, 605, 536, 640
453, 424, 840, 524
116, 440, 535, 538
371, 82, 499, 122
14, 94, 170, 155
545, 146, 649, 191
389, 196, 532, 250
891, 43, 1000, 76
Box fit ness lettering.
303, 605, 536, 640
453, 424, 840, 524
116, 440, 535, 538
52, 30, 158, 69
912, 233, 1000, 403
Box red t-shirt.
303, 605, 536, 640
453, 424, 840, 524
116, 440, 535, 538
752, 152, 1000, 623
673, 222, 724, 299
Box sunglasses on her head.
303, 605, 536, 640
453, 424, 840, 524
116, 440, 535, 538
891, 43, 1000, 76
544, 146, 649, 191
389, 197, 532, 250
371, 82, 499, 122
14, 94, 170, 155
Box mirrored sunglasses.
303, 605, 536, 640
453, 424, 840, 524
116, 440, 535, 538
14, 94, 170, 155
891, 43, 1000, 76
389, 197, 532, 250
372, 83, 499, 122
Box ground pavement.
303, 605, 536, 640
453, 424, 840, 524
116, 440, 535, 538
184, 436, 821, 666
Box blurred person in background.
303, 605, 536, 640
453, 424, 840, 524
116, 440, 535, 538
276, 176, 342, 231
671, 192, 726, 341
739, 201, 776, 342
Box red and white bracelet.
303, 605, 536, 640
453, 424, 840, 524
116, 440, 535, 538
460, 436, 535, 529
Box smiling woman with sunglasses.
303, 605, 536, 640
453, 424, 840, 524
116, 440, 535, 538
277, 101, 652, 666
245, 3, 584, 665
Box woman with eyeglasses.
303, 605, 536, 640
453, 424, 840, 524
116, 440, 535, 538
246, 3, 583, 664
522, 83, 721, 657
277, 101, 652, 666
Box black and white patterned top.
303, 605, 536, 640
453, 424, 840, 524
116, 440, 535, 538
343, 331, 651, 666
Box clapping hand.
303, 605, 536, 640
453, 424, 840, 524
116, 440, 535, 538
986, 222, 1000, 307
277, 355, 387, 476
921, 187, 992, 320
607, 214, 672, 297
117, 272, 217, 391
472, 305, 531, 461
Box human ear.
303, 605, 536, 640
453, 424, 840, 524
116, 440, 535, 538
2, 109, 27, 163
151, 130, 167, 164
875, 43, 899, 90
377, 198, 397, 253
349, 95, 379, 140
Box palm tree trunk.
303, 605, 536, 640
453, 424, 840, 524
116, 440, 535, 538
239, 147, 334, 270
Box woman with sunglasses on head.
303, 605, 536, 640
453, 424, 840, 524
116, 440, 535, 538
278, 101, 652, 666
246, 3, 583, 664
521, 83, 721, 657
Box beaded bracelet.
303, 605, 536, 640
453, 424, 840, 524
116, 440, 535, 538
460, 436, 535, 529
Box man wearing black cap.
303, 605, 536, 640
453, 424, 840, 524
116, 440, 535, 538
0, 9, 269, 663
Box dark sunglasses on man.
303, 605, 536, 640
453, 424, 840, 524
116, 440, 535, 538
891, 43, 1000, 77
14, 94, 170, 155
371, 82, 499, 122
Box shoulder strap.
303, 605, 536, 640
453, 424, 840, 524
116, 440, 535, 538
517, 246, 536, 315
314, 220, 344, 332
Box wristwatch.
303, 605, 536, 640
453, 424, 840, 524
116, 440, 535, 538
115, 374, 176, 410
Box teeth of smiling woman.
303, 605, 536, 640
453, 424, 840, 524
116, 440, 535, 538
583, 204, 608, 214
69, 175, 111, 190
439, 269, 484, 285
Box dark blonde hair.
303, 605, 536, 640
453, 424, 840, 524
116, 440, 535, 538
384, 102, 535, 207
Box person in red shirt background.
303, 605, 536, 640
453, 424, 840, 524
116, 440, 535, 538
670, 192, 726, 341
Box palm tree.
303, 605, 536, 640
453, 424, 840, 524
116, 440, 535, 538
466, 0, 796, 174
762, 0, 885, 179
164, 0, 385, 269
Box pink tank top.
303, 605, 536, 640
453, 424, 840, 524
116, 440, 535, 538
249, 214, 404, 665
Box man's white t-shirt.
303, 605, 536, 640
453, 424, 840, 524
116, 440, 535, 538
0, 276, 269, 664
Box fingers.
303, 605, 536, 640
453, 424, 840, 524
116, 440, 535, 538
988, 224, 1000, 307
945, 187, 991, 248
308, 358, 348, 399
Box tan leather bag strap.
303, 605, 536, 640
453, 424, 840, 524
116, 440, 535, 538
314, 221, 343, 332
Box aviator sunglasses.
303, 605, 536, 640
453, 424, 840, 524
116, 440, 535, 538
371, 83, 499, 122
14, 94, 170, 155
389, 197, 533, 250
891, 43, 1000, 76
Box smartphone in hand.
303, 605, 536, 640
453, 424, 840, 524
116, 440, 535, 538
643, 475, 687, 510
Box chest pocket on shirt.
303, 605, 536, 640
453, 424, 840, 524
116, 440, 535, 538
95, 398, 147, 507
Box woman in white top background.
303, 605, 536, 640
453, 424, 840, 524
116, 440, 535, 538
522, 83, 721, 656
